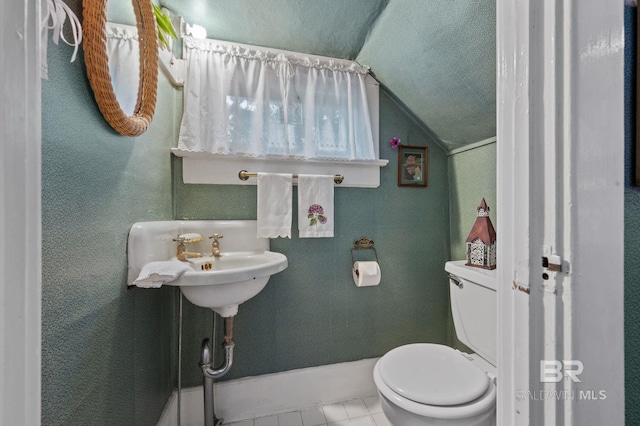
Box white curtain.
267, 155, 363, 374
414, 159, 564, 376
106, 22, 139, 116
178, 38, 376, 161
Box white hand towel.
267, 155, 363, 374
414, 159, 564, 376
134, 260, 192, 288
298, 174, 334, 238
257, 173, 293, 238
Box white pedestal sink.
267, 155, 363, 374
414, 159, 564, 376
127, 220, 288, 317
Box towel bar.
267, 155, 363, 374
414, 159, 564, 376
238, 170, 344, 184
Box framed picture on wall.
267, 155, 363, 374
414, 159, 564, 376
398, 145, 428, 187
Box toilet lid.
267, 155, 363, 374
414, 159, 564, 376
378, 343, 490, 406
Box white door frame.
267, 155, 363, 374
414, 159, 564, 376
0, 0, 42, 425
496, 0, 625, 425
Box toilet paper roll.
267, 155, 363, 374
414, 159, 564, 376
352, 261, 381, 287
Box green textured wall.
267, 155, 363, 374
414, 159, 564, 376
173, 89, 452, 385
41, 31, 453, 426
162, 0, 389, 60
447, 142, 496, 352
356, 0, 496, 150
41, 0, 178, 423
40, 1, 474, 422
447, 143, 497, 261
626, 190, 640, 426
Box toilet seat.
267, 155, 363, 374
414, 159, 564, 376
378, 343, 490, 406
373, 344, 496, 420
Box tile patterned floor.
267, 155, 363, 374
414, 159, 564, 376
225, 396, 391, 426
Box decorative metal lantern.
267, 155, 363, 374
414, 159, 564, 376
465, 198, 497, 270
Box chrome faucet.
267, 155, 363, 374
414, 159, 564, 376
209, 234, 223, 257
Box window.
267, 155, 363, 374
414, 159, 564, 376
173, 38, 387, 187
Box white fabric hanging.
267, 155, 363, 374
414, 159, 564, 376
105, 23, 140, 116
178, 38, 376, 162
41, 0, 82, 80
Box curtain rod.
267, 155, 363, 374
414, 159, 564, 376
238, 170, 344, 184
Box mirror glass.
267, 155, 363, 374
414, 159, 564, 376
106, 1, 139, 116
105, 22, 139, 116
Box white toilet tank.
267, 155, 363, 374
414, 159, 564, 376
445, 260, 497, 366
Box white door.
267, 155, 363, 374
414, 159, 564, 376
497, 0, 625, 425
0, 0, 42, 425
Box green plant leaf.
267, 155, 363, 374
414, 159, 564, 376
152, 4, 178, 49
158, 31, 168, 49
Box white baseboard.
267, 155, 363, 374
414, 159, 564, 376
157, 357, 380, 425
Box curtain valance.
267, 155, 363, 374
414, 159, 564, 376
177, 38, 376, 162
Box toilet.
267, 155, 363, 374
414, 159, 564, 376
373, 260, 497, 426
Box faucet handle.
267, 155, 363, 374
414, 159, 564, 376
174, 233, 204, 243
209, 234, 223, 257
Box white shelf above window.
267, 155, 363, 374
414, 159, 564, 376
171, 149, 389, 188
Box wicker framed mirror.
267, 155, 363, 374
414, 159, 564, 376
83, 0, 158, 136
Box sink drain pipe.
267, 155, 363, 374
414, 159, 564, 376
200, 316, 235, 426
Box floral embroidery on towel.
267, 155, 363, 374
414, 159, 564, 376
307, 204, 327, 227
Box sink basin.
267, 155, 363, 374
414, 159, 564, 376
172, 252, 287, 316
127, 220, 288, 317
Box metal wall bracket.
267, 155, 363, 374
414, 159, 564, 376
351, 236, 378, 264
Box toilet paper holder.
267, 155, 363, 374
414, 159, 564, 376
351, 236, 379, 266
